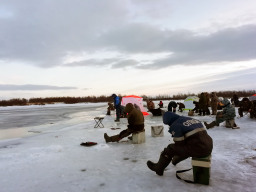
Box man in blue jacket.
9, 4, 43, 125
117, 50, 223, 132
147, 112, 213, 176
112, 94, 121, 122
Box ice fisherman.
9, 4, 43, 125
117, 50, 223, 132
204, 98, 236, 129
210, 92, 219, 115
147, 111, 213, 176
167, 101, 177, 113
158, 101, 163, 108
238, 97, 252, 117
104, 103, 144, 143
106, 102, 115, 115
177, 102, 185, 112
147, 100, 155, 111
111, 94, 121, 122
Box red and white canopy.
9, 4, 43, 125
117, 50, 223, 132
121, 95, 149, 116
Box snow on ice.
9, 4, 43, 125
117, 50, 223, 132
0, 101, 256, 192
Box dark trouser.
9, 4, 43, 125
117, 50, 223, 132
238, 108, 249, 117
250, 110, 256, 118
199, 109, 205, 116
115, 105, 121, 120
164, 132, 213, 164
211, 105, 217, 115
119, 124, 144, 139
149, 109, 162, 116
107, 108, 111, 115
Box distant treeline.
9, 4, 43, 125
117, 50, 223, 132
0, 90, 255, 107
0, 96, 112, 107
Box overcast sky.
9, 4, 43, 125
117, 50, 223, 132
0, 0, 256, 99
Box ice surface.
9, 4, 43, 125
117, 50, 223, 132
0, 101, 256, 192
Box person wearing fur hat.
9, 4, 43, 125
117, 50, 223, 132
104, 103, 144, 143
147, 112, 213, 176
204, 98, 236, 129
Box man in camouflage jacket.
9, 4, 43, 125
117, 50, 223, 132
204, 98, 236, 129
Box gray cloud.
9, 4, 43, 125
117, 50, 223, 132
0, 0, 128, 67
191, 67, 256, 92
101, 24, 256, 69
64, 58, 118, 67
111, 59, 139, 68
0, 84, 77, 91
0, 1, 256, 69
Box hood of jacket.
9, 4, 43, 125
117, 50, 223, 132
163, 111, 180, 126
124, 103, 134, 113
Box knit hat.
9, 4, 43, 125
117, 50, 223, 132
163, 111, 180, 126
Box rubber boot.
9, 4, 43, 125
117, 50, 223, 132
104, 133, 120, 143
147, 153, 171, 176
204, 121, 217, 129
172, 156, 188, 166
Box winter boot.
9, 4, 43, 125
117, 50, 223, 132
204, 121, 218, 129
104, 133, 120, 143
147, 153, 171, 176
172, 156, 188, 166
114, 118, 120, 122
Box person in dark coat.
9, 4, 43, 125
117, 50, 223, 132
238, 97, 252, 117
104, 103, 144, 143
147, 112, 213, 176
199, 92, 208, 116
158, 101, 163, 108
204, 98, 236, 129
250, 100, 256, 119
192, 101, 200, 113
168, 101, 177, 113
232, 94, 239, 107
210, 92, 219, 115
106, 102, 115, 115
177, 102, 185, 112
112, 94, 121, 122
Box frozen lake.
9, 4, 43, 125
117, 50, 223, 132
0, 103, 107, 140
0, 101, 256, 192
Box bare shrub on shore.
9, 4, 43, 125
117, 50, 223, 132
0, 90, 255, 107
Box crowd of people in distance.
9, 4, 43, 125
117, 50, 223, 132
102, 92, 255, 181
108, 93, 256, 125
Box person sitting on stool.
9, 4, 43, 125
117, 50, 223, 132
204, 98, 236, 129
104, 103, 144, 143
147, 112, 213, 176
